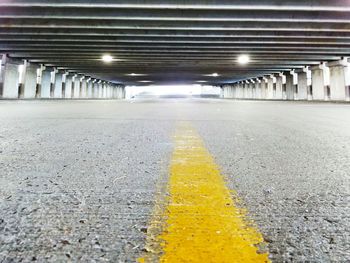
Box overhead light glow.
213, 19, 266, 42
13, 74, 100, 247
205, 73, 219, 77
196, 80, 208, 83
238, 54, 250, 65
127, 73, 147, 76
139, 80, 153, 83
102, 54, 113, 63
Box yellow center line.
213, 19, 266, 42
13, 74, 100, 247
139, 122, 270, 263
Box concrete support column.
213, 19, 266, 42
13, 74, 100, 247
50, 70, 56, 98
234, 83, 240, 98
116, 86, 120, 99
64, 73, 73, 99
116, 85, 123, 99
122, 86, 126, 99
228, 85, 233, 98
266, 75, 275, 99
53, 70, 63, 99
22, 61, 38, 99
99, 81, 103, 98
35, 65, 43, 98
116, 85, 125, 99
101, 81, 105, 99
311, 64, 328, 101
249, 80, 255, 99
61, 73, 66, 99
306, 70, 313, 101
224, 85, 233, 99
39, 67, 52, 99
244, 82, 249, 99
116, 86, 121, 99
72, 75, 81, 98
285, 72, 295, 100
261, 77, 268, 99
112, 84, 117, 99
239, 81, 245, 99
231, 84, 236, 98
80, 77, 87, 98
274, 74, 283, 100
97, 81, 103, 98
108, 84, 113, 98
240, 82, 245, 99
71, 75, 76, 98
241, 82, 246, 98
235, 83, 239, 98
87, 78, 93, 98
102, 82, 107, 98
232, 84, 237, 99
222, 85, 228, 99
249, 81, 254, 98
219, 86, 224, 98
222, 85, 227, 98
92, 79, 98, 99
0, 55, 20, 98
109, 84, 112, 98
105, 83, 110, 98
18, 64, 25, 99
295, 68, 308, 100
327, 60, 349, 101
229, 85, 234, 98
255, 78, 262, 99
115, 85, 120, 99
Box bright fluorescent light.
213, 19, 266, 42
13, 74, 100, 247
139, 80, 153, 83
102, 54, 113, 63
205, 73, 219, 77
196, 80, 208, 83
238, 54, 250, 65
127, 73, 147, 76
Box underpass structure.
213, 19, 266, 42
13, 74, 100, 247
0, 1, 350, 263
0, 1, 349, 101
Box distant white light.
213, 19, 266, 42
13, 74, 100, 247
196, 80, 208, 83
102, 54, 113, 63
205, 73, 219, 77
127, 73, 147, 76
139, 80, 153, 83
238, 54, 250, 65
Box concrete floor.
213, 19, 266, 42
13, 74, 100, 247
0, 99, 349, 262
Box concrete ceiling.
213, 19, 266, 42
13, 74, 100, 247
1, 0, 350, 86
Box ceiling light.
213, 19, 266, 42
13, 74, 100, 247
127, 73, 147, 76
238, 54, 250, 65
196, 80, 208, 83
138, 80, 153, 83
102, 54, 113, 63
205, 73, 219, 77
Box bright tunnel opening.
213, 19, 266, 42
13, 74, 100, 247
125, 85, 221, 99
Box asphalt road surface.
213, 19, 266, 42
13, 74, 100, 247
0, 99, 349, 262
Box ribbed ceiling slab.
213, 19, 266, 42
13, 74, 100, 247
1, 0, 350, 85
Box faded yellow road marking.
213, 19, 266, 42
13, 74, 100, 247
139, 122, 269, 262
